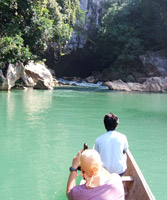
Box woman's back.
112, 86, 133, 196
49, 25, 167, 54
67, 173, 124, 200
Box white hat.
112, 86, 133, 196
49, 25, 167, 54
80, 149, 110, 188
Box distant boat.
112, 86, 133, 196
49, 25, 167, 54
123, 149, 156, 200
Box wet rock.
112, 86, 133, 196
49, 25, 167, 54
86, 76, 98, 83
63, 76, 83, 83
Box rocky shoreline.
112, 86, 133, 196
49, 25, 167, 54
1, 62, 167, 93
1, 49, 167, 93
58, 49, 167, 93
58, 75, 167, 93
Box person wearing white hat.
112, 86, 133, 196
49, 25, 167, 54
66, 149, 124, 200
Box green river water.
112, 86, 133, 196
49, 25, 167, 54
0, 87, 167, 200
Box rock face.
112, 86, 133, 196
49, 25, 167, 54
24, 61, 54, 90
0, 63, 24, 90
143, 77, 167, 92
139, 50, 167, 77
104, 77, 167, 93
0, 62, 55, 90
52, 0, 106, 77
52, 1, 167, 80
0, 69, 8, 90
68, 0, 105, 51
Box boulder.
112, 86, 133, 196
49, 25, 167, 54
92, 68, 117, 82
139, 50, 167, 77
142, 77, 167, 93
86, 76, 98, 83
104, 80, 131, 92
0, 61, 55, 90
34, 79, 50, 89
0, 63, 24, 90
0, 69, 8, 90
104, 77, 167, 93
127, 82, 143, 92
24, 61, 54, 90
63, 76, 83, 82
92, 71, 104, 81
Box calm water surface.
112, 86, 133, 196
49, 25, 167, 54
0, 87, 167, 200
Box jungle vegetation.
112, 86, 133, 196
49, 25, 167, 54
0, 0, 81, 67
95, 0, 167, 72
1, 0, 167, 75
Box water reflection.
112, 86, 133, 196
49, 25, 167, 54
7, 88, 54, 121
7, 91, 16, 121
23, 88, 53, 114
3, 89, 56, 200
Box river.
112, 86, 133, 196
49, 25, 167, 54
0, 85, 167, 200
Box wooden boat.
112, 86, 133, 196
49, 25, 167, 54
122, 149, 156, 200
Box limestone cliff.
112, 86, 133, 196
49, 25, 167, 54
50, 0, 167, 81
67, 0, 105, 51
52, 0, 107, 78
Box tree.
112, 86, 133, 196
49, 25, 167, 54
0, 0, 81, 66
96, 0, 167, 74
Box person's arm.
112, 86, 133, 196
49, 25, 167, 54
66, 151, 81, 197
66, 171, 78, 198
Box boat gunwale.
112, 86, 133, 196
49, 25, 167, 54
124, 149, 156, 200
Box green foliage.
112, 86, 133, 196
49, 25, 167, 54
0, 34, 32, 65
96, 0, 167, 70
151, 0, 167, 47
0, 0, 81, 66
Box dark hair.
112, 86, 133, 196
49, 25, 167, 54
104, 113, 119, 131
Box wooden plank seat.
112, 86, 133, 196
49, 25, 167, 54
122, 176, 134, 182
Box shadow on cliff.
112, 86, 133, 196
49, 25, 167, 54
46, 48, 103, 78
